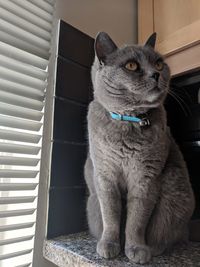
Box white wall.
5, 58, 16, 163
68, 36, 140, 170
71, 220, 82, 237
55, 0, 138, 45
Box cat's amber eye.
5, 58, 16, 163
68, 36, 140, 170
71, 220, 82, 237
125, 62, 138, 71
155, 60, 164, 71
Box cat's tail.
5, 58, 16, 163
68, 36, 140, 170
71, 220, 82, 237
189, 220, 200, 241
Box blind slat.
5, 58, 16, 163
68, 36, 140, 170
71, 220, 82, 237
16, 263, 32, 267
0, 41, 48, 69
0, 209, 36, 218
0, 222, 35, 232
0, 0, 52, 31
0, 129, 41, 144
0, 102, 43, 121
0, 249, 33, 260
45, 0, 55, 5
0, 196, 36, 204
0, 79, 44, 100
0, 18, 50, 50
0, 156, 39, 166
0, 54, 48, 81
0, 7, 51, 41
0, 235, 34, 246
0, 31, 49, 59
0, 66, 47, 90
0, 90, 44, 111
29, 0, 54, 14
0, 170, 38, 178
0, 142, 40, 155
16, 0, 52, 22
0, 114, 42, 131
0, 183, 38, 191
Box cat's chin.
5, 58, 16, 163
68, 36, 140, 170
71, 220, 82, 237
144, 89, 166, 106
138, 98, 164, 110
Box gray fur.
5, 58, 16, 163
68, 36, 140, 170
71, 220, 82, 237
84, 32, 195, 264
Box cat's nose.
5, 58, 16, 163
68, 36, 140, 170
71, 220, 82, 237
151, 72, 160, 82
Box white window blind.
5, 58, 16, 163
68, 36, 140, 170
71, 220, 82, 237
0, 1, 55, 266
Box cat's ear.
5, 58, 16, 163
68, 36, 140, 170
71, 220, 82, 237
144, 32, 157, 49
95, 32, 117, 64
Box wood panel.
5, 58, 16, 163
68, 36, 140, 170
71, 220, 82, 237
165, 43, 200, 77
139, 0, 200, 53
157, 20, 200, 56
154, 0, 200, 43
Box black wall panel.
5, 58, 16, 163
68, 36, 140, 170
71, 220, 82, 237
47, 20, 94, 238
58, 20, 94, 67
56, 56, 92, 104
51, 142, 87, 187
48, 187, 87, 238
53, 98, 88, 143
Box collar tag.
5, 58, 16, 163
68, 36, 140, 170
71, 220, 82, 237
139, 118, 151, 127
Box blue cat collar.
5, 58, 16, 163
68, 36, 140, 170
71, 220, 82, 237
109, 112, 150, 127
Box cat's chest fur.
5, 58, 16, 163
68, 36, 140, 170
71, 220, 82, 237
88, 101, 169, 164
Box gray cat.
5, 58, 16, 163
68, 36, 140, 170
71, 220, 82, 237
84, 32, 195, 264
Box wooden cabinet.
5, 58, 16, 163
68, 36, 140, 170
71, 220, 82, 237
138, 0, 200, 76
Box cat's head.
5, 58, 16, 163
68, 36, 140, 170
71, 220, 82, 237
92, 32, 170, 114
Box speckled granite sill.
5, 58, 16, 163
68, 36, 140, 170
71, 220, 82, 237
43, 232, 200, 267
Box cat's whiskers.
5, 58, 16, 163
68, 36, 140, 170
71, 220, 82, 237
168, 88, 192, 115
170, 90, 191, 112
181, 89, 193, 104
105, 89, 124, 96
167, 89, 191, 116
171, 86, 193, 105
102, 76, 127, 91
103, 80, 125, 96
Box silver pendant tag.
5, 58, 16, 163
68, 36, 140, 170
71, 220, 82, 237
139, 118, 151, 127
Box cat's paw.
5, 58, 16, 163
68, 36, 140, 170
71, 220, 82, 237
125, 245, 151, 264
150, 245, 165, 256
97, 239, 120, 259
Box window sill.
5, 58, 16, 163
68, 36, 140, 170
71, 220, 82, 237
43, 232, 200, 267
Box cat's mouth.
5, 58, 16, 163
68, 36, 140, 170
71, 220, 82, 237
148, 86, 166, 97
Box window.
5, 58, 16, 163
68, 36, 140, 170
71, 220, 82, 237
0, 1, 55, 266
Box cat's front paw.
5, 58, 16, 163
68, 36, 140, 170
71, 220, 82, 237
125, 245, 151, 264
97, 239, 120, 259
150, 245, 165, 256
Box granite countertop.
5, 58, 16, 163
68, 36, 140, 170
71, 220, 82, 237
43, 232, 200, 267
